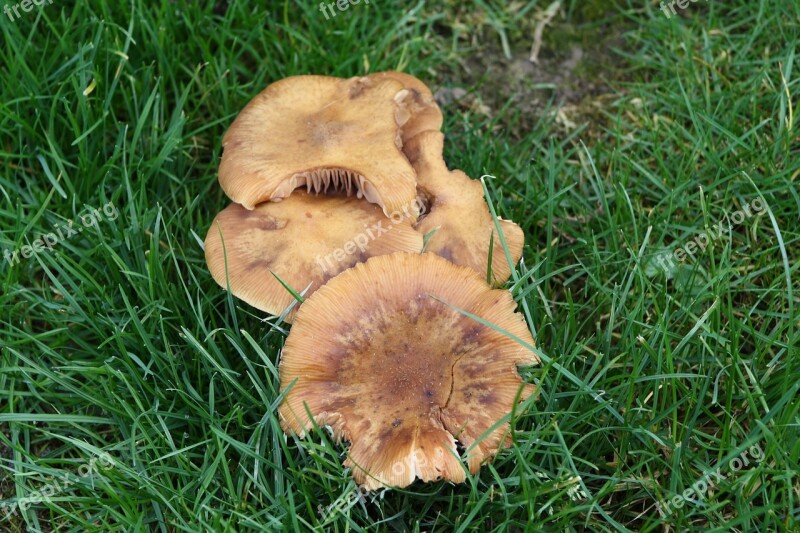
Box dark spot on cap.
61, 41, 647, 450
392, 418, 402, 427
305, 212, 313, 218
438, 246, 455, 262
463, 326, 482, 344
355, 249, 369, 264
479, 392, 496, 406
349, 81, 367, 99
248, 215, 287, 231
324, 343, 352, 372
462, 364, 482, 380
247, 259, 273, 272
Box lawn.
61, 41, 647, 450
1, 0, 798, 531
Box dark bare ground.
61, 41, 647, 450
429, 2, 630, 140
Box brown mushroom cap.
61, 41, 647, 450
404, 131, 525, 285
367, 71, 443, 143
204, 191, 423, 322
279, 252, 538, 490
218, 75, 418, 215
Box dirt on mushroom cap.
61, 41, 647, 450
218, 75, 418, 216
203, 191, 423, 322
278, 252, 538, 490
404, 131, 525, 286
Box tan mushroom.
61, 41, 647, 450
367, 71, 443, 143
279, 252, 538, 490
204, 191, 423, 322
404, 131, 524, 285
218, 75, 419, 216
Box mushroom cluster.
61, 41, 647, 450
204, 73, 538, 490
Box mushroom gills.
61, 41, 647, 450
271, 168, 381, 205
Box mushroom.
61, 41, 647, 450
218, 75, 419, 216
367, 71, 443, 143
279, 252, 538, 490
204, 191, 423, 322
403, 131, 525, 285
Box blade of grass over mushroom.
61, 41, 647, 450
271, 271, 306, 305
480, 175, 517, 283
486, 230, 495, 285
211, 220, 241, 335
421, 227, 441, 253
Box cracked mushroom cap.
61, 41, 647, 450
367, 71, 443, 143
219, 75, 418, 215
204, 191, 423, 322
279, 252, 538, 490
404, 131, 525, 285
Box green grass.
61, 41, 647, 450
1, 0, 798, 530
